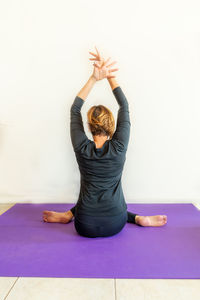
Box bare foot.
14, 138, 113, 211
135, 215, 167, 227
43, 210, 74, 224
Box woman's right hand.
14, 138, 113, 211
89, 46, 119, 80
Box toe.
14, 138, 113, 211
43, 215, 48, 221
163, 216, 167, 225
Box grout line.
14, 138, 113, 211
114, 278, 117, 300
4, 277, 19, 300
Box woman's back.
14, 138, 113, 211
70, 86, 131, 217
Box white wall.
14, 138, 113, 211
0, 0, 200, 204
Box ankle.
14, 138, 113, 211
135, 215, 140, 225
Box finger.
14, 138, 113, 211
100, 59, 105, 67
109, 68, 119, 72
107, 76, 116, 79
95, 46, 102, 61
93, 62, 100, 68
89, 57, 100, 61
89, 51, 97, 57
106, 61, 117, 68
104, 57, 111, 67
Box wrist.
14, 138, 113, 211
90, 75, 97, 83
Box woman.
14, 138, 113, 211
43, 47, 167, 238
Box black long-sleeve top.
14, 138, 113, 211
70, 86, 131, 217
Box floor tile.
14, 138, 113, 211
116, 279, 200, 300
6, 278, 115, 300
0, 277, 18, 300
0, 204, 16, 215
193, 202, 200, 210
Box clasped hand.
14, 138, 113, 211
89, 46, 119, 81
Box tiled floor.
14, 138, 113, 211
0, 203, 200, 300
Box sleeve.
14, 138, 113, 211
70, 96, 89, 152
111, 86, 131, 151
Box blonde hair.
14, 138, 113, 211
87, 105, 115, 139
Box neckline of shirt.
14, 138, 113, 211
92, 140, 109, 150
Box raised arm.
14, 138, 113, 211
107, 77, 119, 91
107, 78, 131, 151
70, 75, 97, 152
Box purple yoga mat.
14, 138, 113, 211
0, 203, 200, 279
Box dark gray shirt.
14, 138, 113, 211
70, 86, 131, 217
